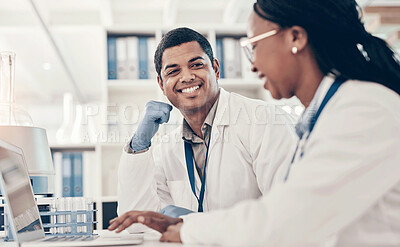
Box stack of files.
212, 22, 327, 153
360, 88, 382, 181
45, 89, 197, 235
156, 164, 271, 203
53, 152, 86, 197
107, 36, 157, 80
223, 37, 242, 78
53, 151, 96, 198
61, 152, 83, 197
215, 36, 258, 79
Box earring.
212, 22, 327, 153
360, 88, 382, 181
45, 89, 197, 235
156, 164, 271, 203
291, 47, 298, 54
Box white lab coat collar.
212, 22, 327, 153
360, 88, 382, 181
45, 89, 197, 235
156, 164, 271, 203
178, 87, 231, 155
314, 75, 335, 109
179, 87, 231, 135
213, 88, 231, 126
207, 88, 231, 158
295, 75, 335, 139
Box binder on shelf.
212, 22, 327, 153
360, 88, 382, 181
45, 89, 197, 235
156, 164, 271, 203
223, 38, 242, 78
53, 152, 63, 198
116, 37, 129, 79
216, 38, 225, 79
53, 150, 96, 199
107, 37, 117, 80
60, 152, 84, 197
72, 153, 83, 197
61, 153, 72, 197
147, 37, 157, 79
126, 36, 139, 79
234, 39, 242, 78
138, 37, 149, 79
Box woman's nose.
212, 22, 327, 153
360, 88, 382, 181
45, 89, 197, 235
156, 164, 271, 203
251, 64, 258, 73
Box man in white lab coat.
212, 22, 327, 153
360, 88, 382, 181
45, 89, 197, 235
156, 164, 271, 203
117, 27, 296, 232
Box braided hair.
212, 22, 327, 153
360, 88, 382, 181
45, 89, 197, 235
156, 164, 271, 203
255, 0, 400, 94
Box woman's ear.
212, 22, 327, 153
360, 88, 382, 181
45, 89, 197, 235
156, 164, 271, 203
213, 58, 220, 80
287, 25, 308, 54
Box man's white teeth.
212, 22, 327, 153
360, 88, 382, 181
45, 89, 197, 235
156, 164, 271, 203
182, 85, 199, 93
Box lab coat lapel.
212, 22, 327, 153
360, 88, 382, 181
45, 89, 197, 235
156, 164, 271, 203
209, 88, 230, 154
199, 88, 230, 211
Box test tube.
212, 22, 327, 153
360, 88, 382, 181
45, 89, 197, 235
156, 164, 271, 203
64, 197, 72, 234
85, 198, 94, 234
73, 197, 85, 233
56, 198, 65, 234
49, 198, 57, 234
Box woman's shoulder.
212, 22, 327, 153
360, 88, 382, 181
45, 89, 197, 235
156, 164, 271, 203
313, 79, 400, 141
337, 79, 400, 113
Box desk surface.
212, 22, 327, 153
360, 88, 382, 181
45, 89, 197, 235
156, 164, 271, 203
101, 230, 214, 247
103, 229, 179, 246
0, 230, 212, 247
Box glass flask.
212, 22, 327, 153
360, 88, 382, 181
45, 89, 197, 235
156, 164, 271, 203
71, 104, 99, 143
0, 51, 33, 126
71, 104, 84, 143
56, 93, 75, 143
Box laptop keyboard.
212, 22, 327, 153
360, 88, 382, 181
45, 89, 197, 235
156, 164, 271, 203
43, 235, 100, 242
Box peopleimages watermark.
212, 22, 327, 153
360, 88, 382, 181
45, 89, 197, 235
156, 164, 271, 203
72, 101, 303, 144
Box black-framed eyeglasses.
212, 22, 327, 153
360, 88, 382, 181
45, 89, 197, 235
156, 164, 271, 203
240, 29, 279, 63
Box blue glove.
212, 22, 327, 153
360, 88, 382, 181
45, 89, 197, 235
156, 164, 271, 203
130, 101, 173, 152
159, 205, 194, 217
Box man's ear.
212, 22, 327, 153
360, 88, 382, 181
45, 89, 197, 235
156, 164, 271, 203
157, 75, 166, 95
287, 25, 308, 53
213, 58, 220, 80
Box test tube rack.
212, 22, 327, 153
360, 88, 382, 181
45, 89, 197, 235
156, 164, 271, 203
40, 209, 98, 236
1, 209, 98, 241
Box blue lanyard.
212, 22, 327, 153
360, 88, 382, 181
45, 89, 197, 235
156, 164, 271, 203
184, 129, 212, 212
285, 78, 345, 181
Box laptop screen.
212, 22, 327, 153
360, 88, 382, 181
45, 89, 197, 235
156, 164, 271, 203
0, 144, 45, 242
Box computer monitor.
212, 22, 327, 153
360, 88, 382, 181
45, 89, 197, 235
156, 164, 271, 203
0, 139, 45, 243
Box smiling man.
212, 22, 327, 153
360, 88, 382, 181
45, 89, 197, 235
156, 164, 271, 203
117, 27, 296, 232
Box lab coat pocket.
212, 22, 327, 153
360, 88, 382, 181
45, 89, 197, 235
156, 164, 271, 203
166, 180, 194, 210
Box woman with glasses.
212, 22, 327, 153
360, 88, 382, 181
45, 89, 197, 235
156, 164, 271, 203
109, 0, 400, 246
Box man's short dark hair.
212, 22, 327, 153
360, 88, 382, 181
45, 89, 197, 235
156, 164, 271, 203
154, 27, 214, 78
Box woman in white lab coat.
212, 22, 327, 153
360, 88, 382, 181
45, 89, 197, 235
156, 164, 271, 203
109, 0, 400, 246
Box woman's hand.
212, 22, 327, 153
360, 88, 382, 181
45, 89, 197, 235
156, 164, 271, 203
108, 210, 183, 233
160, 222, 183, 243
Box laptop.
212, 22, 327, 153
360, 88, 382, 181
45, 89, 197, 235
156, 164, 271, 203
0, 139, 143, 246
